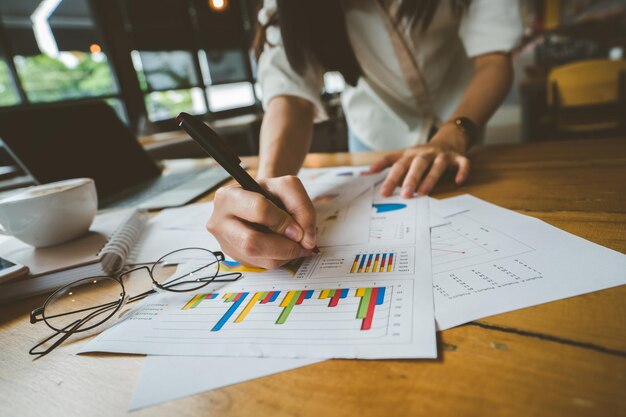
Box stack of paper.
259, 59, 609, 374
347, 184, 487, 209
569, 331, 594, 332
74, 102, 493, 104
81, 166, 438, 360
73, 166, 626, 411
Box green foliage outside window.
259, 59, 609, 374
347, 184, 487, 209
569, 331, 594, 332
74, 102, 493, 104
13, 52, 117, 103
0, 60, 19, 106
145, 89, 195, 121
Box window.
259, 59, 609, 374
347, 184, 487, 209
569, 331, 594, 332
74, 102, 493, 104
200, 49, 256, 111
132, 50, 207, 121
0, 58, 19, 106
207, 82, 255, 112
0, 0, 259, 129
13, 51, 117, 103
0, 0, 124, 117
121, 0, 258, 123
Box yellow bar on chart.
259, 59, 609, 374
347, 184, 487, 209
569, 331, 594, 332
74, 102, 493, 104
280, 290, 296, 307
319, 289, 331, 299
364, 254, 373, 273
182, 294, 203, 310
355, 288, 366, 297
234, 292, 263, 323
350, 255, 359, 273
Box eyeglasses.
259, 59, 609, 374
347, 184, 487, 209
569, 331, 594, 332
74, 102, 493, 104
29, 247, 242, 357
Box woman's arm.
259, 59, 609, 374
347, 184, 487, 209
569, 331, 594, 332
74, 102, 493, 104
446, 52, 514, 128
257, 95, 315, 178
372, 52, 514, 197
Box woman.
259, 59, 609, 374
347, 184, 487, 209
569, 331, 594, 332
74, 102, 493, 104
208, 0, 522, 268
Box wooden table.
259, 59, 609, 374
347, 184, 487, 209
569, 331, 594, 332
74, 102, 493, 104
1, 138, 625, 417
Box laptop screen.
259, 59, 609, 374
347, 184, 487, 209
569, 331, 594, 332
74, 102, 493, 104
0, 101, 161, 201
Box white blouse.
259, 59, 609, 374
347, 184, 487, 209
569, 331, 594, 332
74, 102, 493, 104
257, 0, 522, 151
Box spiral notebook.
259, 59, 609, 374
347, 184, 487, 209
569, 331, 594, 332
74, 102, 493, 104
0, 209, 149, 303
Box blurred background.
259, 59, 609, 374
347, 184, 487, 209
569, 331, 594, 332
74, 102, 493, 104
0, 0, 624, 183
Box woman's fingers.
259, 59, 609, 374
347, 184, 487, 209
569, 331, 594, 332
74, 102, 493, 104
417, 154, 448, 195
455, 155, 470, 184
218, 219, 311, 269
213, 186, 304, 242
210, 217, 311, 268
261, 176, 317, 249
207, 176, 318, 269
380, 156, 412, 197
400, 153, 435, 198
382, 150, 471, 197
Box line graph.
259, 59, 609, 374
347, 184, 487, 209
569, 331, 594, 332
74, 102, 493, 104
431, 214, 534, 272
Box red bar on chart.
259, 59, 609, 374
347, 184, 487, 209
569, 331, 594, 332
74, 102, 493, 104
373, 254, 380, 271
327, 288, 348, 307
387, 253, 394, 272
364, 254, 373, 272
361, 288, 379, 330
380, 253, 387, 272
350, 255, 360, 273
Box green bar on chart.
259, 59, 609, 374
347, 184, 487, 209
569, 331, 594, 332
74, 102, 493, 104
356, 288, 372, 319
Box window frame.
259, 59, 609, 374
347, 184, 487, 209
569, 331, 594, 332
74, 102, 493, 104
0, 0, 261, 134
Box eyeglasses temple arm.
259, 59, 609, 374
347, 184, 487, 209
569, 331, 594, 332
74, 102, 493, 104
29, 319, 82, 358
29, 302, 120, 357
30, 307, 44, 324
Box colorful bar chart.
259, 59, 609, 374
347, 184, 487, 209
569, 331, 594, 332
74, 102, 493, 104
349, 252, 395, 273
276, 290, 314, 324
355, 287, 386, 330
180, 287, 388, 331
182, 293, 217, 310
234, 292, 265, 323
318, 288, 349, 307
218, 259, 304, 276
219, 260, 266, 273
211, 292, 248, 331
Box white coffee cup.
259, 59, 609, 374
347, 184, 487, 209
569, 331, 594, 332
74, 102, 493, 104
0, 178, 97, 248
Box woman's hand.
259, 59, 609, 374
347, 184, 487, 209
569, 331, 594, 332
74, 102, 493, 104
207, 176, 317, 269
370, 123, 470, 198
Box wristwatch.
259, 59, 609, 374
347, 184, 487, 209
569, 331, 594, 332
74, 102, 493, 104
452, 117, 478, 149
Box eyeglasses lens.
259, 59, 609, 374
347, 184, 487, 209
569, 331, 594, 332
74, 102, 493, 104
43, 276, 124, 333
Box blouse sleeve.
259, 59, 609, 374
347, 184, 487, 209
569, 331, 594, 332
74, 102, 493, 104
458, 0, 523, 58
257, 0, 328, 121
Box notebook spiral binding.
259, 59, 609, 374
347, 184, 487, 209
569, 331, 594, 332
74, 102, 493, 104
97, 209, 149, 275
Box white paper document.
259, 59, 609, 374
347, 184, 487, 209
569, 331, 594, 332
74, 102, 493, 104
129, 194, 626, 410
80, 197, 437, 359
149, 202, 213, 232
143, 175, 448, 249
129, 227, 219, 265
431, 195, 626, 329
316, 187, 374, 247
300, 166, 387, 220
129, 356, 319, 410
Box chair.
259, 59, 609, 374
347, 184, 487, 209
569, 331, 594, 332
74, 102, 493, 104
547, 59, 626, 137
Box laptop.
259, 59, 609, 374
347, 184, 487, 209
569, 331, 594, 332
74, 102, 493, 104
0, 102, 231, 210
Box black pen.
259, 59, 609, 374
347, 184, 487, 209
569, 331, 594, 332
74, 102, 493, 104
176, 112, 319, 254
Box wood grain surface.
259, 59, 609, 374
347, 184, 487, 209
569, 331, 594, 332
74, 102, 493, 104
0, 137, 625, 417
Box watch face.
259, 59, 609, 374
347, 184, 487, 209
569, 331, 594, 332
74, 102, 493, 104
453, 117, 477, 147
